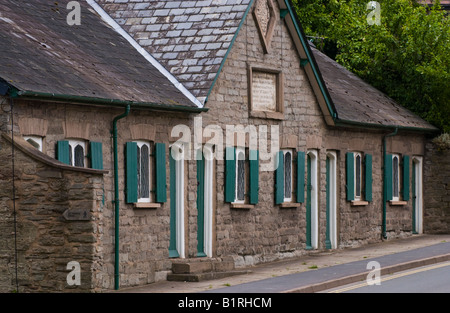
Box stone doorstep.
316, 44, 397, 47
171, 258, 235, 274
168, 257, 243, 282
167, 270, 252, 283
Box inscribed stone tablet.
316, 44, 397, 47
252, 71, 277, 112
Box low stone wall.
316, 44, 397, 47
424, 136, 450, 234
0, 133, 105, 292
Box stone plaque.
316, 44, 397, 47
63, 208, 91, 221
252, 71, 277, 112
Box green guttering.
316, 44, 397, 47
283, 0, 337, 122
334, 118, 439, 133
112, 104, 131, 291
12, 90, 208, 113
203, 0, 255, 104
382, 127, 398, 239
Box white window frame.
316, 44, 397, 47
307, 150, 319, 250
327, 151, 337, 249
282, 149, 293, 203
68, 139, 86, 168
354, 152, 362, 200
24, 135, 43, 152
234, 146, 246, 204
412, 156, 423, 234
135, 140, 152, 203
392, 154, 400, 201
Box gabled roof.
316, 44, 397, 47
96, 0, 252, 102
0, 0, 203, 111
311, 46, 438, 132
95, 0, 437, 132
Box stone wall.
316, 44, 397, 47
0, 133, 105, 292
424, 137, 450, 234
201, 1, 428, 266
1, 99, 196, 291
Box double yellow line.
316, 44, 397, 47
329, 261, 450, 293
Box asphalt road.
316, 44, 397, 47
323, 261, 450, 293
203, 242, 450, 293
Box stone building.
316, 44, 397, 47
0, 0, 439, 292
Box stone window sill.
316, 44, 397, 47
351, 200, 369, 206
231, 203, 254, 209
389, 200, 408, 206
279, 202, 301, 208
134, 202, 161, 209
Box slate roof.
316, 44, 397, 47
310, 45, 438, 131
96, 0, 252, 101
96, 0, 437, 131
0, 0, 198, 109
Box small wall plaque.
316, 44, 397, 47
63, 208, 91, 221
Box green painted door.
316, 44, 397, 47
325, 157, 332, 249
306, 154, 312, 250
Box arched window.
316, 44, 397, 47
68, 140, 86, 168
137, 141, 151, 202
236, 148, 245, 202
392, 155, 400, 201
24, 136, 43, 152
283, 150, 292, 202
355, 153, 362, 199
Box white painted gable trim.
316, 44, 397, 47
86, 0, 204, 108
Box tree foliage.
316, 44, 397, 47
293, 0, 450, 132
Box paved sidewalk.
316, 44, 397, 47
115, 234, 450, 293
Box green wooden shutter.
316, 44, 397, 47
296, 151, 305, 203
365, 154, 373, 202
249, 150, 259, 205
56, 140, 70, 165
155, 143, 167, 203
346, 152, 355, 201
125, 142, 138, 204
275, 151, 284, 205
225, 146, 236, 203
90, 142, 103, 170
403, 155, 410, 201
385, 154, 393, 201
196, 150, 206, 256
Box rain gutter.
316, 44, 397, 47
13, 90, 208, 113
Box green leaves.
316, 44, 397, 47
294, 0, 450, 132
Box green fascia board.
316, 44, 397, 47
204, 0, 256, 105
282, 0, 338, 122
